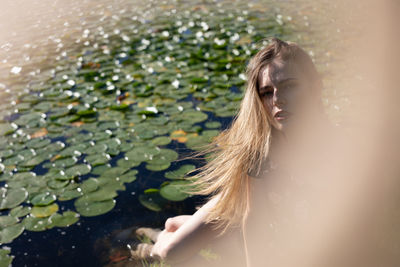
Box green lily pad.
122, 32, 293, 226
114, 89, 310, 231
124, 145, 160, 162
74, 187, 117, 204
49, 211, 79, 227
20, 155, 47, 167
85, 153, 110, 166
151, 136, 172, 146
0, 248, 13, 266
64, 164, 92, 178
30, 193, 57, 206
44, 156, 77, 168
0, 123, 16, 136
160, 180, 192, 202
75, 199, 116, 217
117, 170, 138, 183
58, 188, 83, 201
146, 148, 178, 165
80, 178, 99, 194
31, 203, 59, 218
165, 164, 196, 179
85, 143, 108, 155
10, 206, 31, 218
0, 216, 19, 228
47, 179, 70, 189
138, 189, 167, 212
145, 162, 171, 171
23, 216, 53, 232
91, 164, 112, 175
0, 223, 24, 244
205, 121, 221, 129
116, 157, 141, 168
0, 188, 28, 210
180, 110, 208, 123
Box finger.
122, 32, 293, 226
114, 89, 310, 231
165, 215, 192, 232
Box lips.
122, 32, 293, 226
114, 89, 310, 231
274, 110, 290, 120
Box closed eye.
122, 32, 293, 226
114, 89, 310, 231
260, 91, 273, 97
259, 86, 274, 98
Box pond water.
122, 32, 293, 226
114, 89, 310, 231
0, 0, 363, 266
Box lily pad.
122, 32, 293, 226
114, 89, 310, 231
151, 136, 172, 146
180, 110, 208, 123
10, 206, 31, 217
0, 216, 19, 228
75, 199, 116, 217
80, 178, 99, 194
31, 203, 59, 218
0, 248, 13, 266
138, 189, 167, 212
117, 170, 138, 183
49, 211, 79, 227
0, 188, 28, 210
85, 153, 110, 166
74, 187, 118, 204
160, 180, 192, 202
58, 188, 83, 201
205, 121, 221, 129
30, 193, 57, 206
145, 162, 171, 171
64, 164, 92, 178
165, 164, 196, 179
0, 223, 24, 244
23, 216, 53, 232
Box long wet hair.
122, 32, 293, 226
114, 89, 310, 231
189, 38, 322, 231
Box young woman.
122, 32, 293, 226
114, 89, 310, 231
132, 37, 327, 265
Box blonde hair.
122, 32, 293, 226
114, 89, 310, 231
189, 38, 321, 231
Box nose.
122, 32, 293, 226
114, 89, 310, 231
272, 88, 286, 107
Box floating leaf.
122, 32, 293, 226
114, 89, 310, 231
205, 121, 221, 129
165, 164, 196, 179
180, 110, 208, 123
50, 211, 79, 227
23, 216, 52, 232
85, 153, 110, 167
31, 203, 59, 218
80, 178, 99, 194
0, 188, 28, 210
30, 128, 48, 138
160, 180, 191, 201
170, 129, 187, 143
74, 187, 117, 204
138, 189, 167, 212
75, 199, 116, 217
145, 162, 171, 171
64, 164, 92, 178
0, 216, 19, 228
10, 206, 31, 218
151, 136, 172, 146
0, 223, 24, 244
0, 247, 13, 266
30, 193, 57, 206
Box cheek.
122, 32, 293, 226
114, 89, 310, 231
261, 98, 273, 118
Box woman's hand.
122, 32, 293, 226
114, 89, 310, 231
151, 215, 192, 258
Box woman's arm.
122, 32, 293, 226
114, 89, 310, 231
151, 195, 221, 261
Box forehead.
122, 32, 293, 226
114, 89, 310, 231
259, 57, 302, 86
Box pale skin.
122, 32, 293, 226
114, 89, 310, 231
133, 56, 316, 261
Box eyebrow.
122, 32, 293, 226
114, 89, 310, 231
258, 78, 298, 93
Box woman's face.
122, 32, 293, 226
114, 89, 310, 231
258, 57, 312, 132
